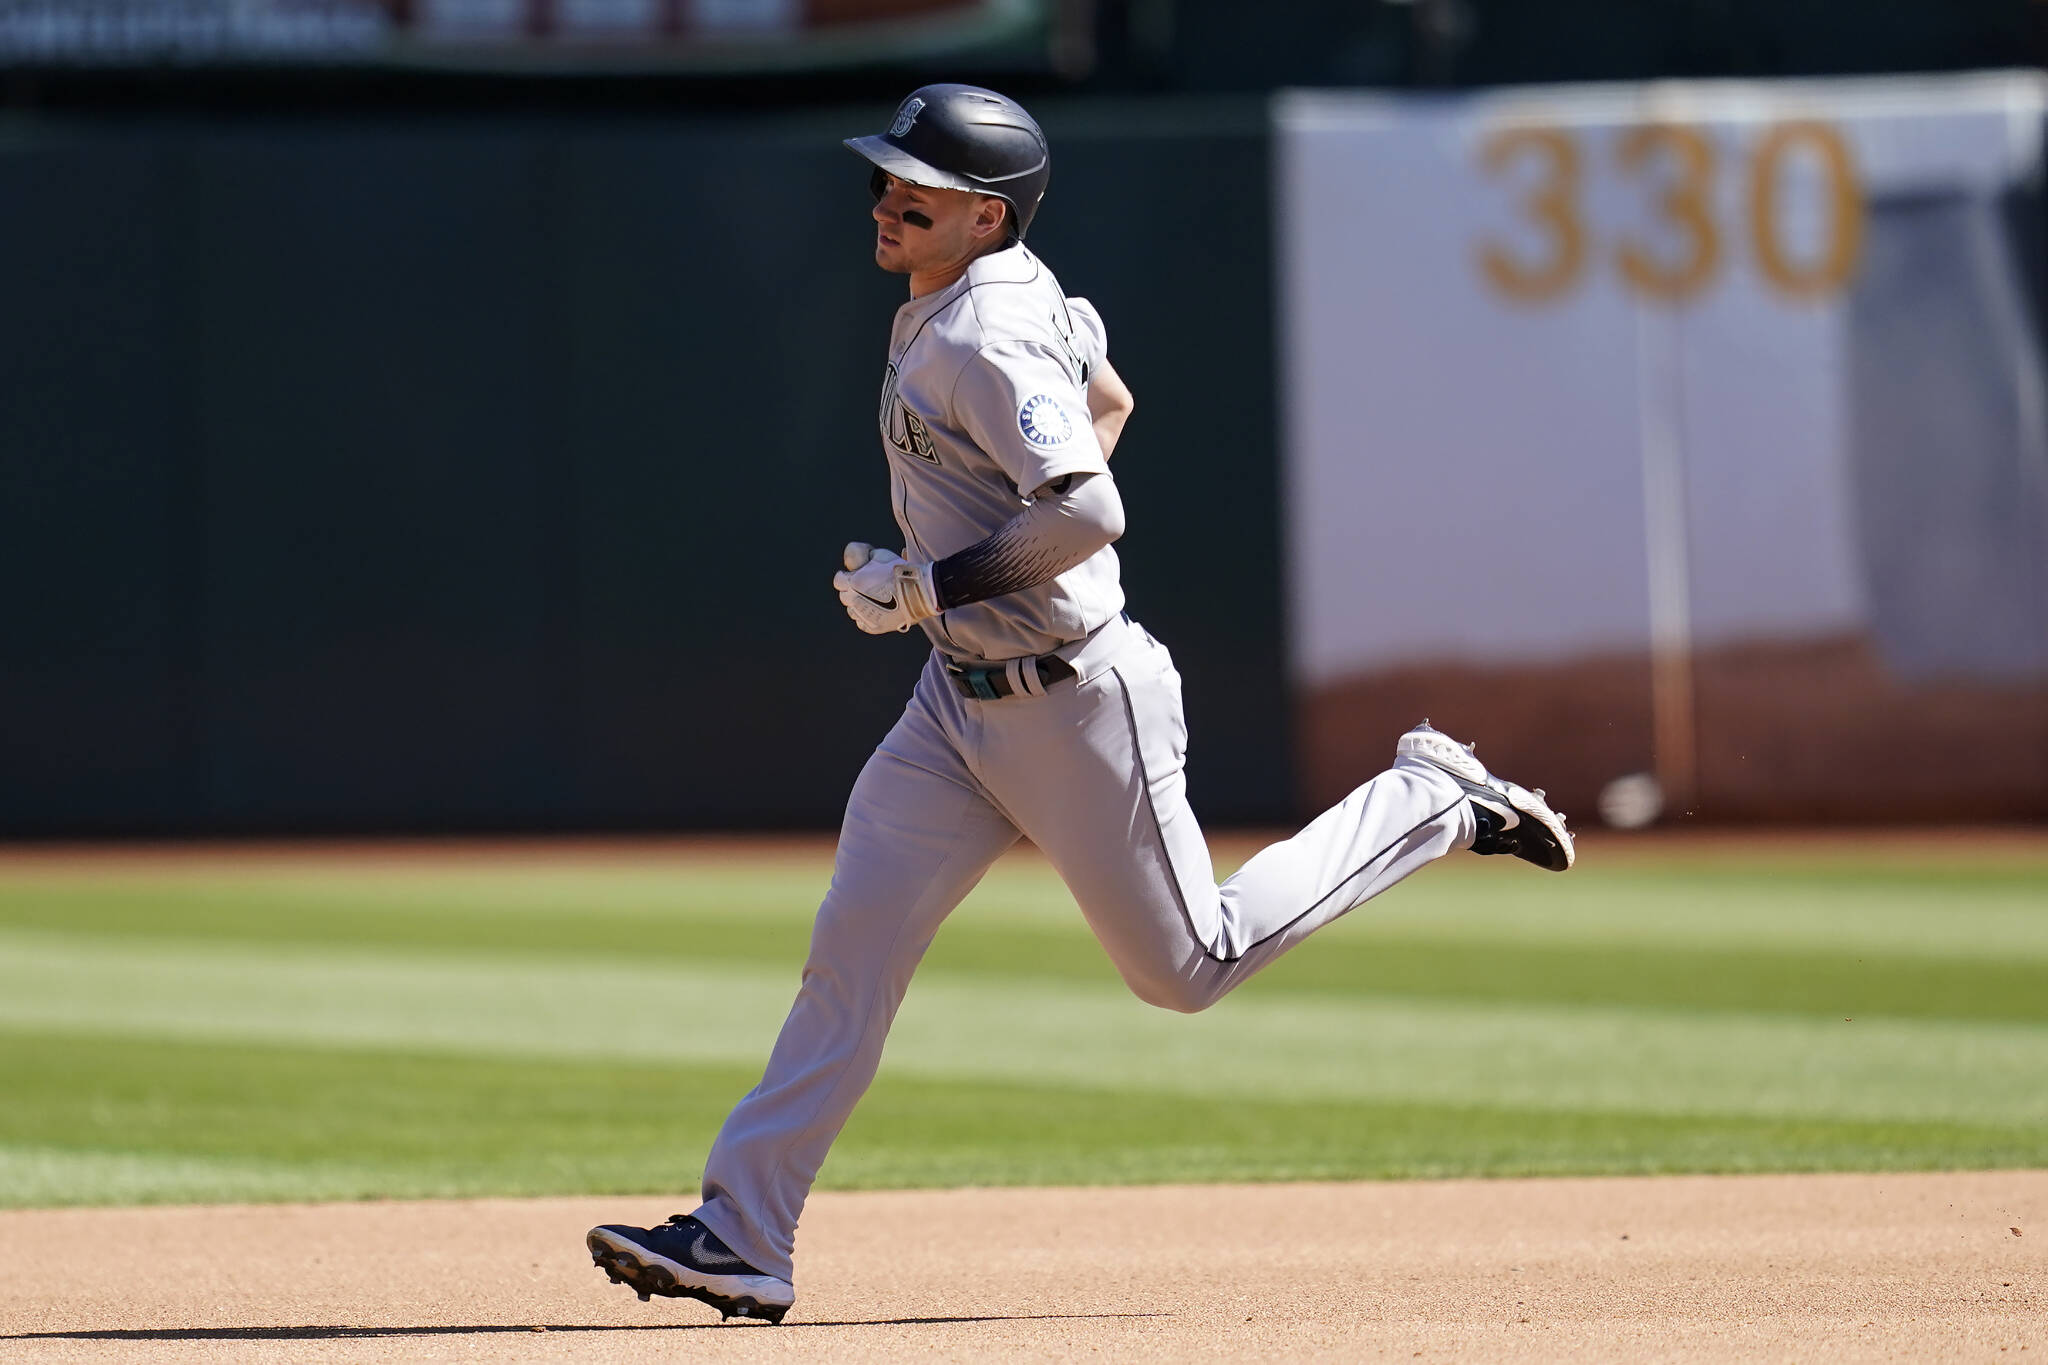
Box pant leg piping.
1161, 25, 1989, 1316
1111, 665, 1214, 956
1231, 794, 1465, 959
1113, 659, 1463, 967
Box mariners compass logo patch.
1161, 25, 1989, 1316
1017, 393, 1074, 449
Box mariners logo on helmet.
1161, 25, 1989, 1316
889, 98, 926, 138
1017, 394, 1073, 448
846, 84, 1052, 240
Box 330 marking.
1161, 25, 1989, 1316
1477, 120, 1864, 306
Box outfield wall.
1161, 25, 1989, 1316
4, 76, 2045, 835
0, 101, 1288, 833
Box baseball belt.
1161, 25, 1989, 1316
945, 653, 1077, 701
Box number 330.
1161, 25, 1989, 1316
1477, 121, 1863, 305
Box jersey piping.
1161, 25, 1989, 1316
882, 244, 1120, 661
891, 250, 1044, 369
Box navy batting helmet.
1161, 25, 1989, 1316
844, 84, 1050, 240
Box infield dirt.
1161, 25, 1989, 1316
2, 1172, 2039, 1362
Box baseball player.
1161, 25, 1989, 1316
588, 83, 1573, 1324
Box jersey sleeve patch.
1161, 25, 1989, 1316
1017, 393, 1075, 449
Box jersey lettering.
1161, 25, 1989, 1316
879, 363, 941, 464
877, 246, 1124, 660
1052, 306, 1090, 380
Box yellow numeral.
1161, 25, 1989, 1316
1616, 123, 1722, 304
1748, 120, 1864, 301
1476, 126, 1588, 304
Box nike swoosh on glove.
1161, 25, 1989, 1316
832, 548, 940, 634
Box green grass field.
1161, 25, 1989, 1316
2, 835, 2045, 1207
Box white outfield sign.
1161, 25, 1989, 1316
1277, 72, 2047, 683
1275, 72, 2048, 818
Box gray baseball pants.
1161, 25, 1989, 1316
693, 615, 1475, 1281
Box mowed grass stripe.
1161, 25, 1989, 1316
4, 853, 2047, 963
1154, 936, 2048, 1023
4, 1031, 2043, 1210
4, 873, 2048, 1024
3, 930, 2045, 1126
0, 1146, 401, 1208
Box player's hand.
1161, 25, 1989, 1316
833, 543, 940, 634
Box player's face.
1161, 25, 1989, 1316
871, 175, 1007, 276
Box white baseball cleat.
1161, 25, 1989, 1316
1395, 721, 1575, 872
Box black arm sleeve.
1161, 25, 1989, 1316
931, 472, 1126, 611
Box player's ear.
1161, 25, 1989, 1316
974, 195, 1008, 239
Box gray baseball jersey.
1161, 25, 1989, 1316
684, 247, 1483, 1296
879, 243, 1124, 662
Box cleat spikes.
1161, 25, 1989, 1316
587, 1220, 795, 1323
1394, 722, 1574, 872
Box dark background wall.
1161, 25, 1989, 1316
10, 0, 2037, 112
6, 0, 2035, 837
0, 100, 1287, 834
1102, 0, 2038, 92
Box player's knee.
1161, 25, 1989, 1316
1126, 972, 1217, 1015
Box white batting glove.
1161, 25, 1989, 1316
833, 543, 940, 635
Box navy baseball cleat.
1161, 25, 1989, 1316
586, 1215, 794, 1324
1395, 721, 1575, 872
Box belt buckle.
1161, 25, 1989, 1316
948, 661, 1002, 701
